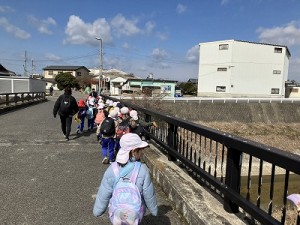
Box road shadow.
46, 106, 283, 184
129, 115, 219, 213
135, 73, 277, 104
141, 205, 172, 225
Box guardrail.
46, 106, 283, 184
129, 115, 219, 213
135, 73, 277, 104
0, 92, 46, 108
106, 95, 300, 225
116, 95, 300, 103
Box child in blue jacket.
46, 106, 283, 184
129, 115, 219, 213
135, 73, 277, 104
93, 133, 158, 224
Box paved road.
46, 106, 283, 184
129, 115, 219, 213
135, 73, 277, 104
0, 91, 185, 225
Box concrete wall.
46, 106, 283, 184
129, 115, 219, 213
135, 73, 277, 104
163, 102, 300, 123
0, 77, 45, 93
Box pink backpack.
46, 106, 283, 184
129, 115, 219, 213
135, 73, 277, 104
109, 162, 144, 225
95, 110, 105, 124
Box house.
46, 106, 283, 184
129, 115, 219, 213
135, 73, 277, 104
197, 40, 291, 97
43, 65, 90, 90
123, 78, 178, 97
89, 68, 136, 95
285, 81, 300, 98
187, 78, 198, 84
0, 64, 16, 76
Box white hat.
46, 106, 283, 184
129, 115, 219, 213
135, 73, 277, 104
109, 100, 114, 107
129, 110, 138, 120
97, 103, 105, 109
113, 101, 118, 107
120, 107, 129, 114
89, 100, 95, 106
109, 109, 118, 119
116, 133, 149, 164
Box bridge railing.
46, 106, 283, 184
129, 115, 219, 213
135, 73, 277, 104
107, 96, 300, 225
0, 92, 46, 108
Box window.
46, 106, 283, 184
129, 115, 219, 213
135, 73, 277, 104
216, 86, 226, 92
77, 72, 81, 76
291, 89, 299, 93
219, 44, 229, 50
273, 70, 281, 74
271, 88, 280, 94
217, 67, 227, 71
48, 70, 53, 75
274, 47, 282, 53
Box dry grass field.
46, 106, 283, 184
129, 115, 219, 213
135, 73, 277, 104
197, 122, 300, 155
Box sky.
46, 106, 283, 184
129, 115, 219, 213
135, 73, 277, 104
0, 0, 300, 82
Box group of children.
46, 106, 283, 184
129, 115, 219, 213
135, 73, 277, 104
75, 94, 157, 165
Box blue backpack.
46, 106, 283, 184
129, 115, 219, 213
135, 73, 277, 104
109, 162, 144, 225
86, 106, 93, 119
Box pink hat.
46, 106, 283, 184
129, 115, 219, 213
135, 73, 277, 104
116, 133, 148, 164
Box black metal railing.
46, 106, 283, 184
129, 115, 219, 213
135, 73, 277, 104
0, 92, 46, 108
106, 96, 300, 225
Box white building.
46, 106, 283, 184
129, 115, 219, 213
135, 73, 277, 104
197, 40, 291, 97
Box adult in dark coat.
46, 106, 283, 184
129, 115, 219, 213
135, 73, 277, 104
53, 87, 78, 141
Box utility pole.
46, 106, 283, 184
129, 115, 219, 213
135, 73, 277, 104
31, 59, 35, 78
23, 51, 29, 77
95, 37, 103, 95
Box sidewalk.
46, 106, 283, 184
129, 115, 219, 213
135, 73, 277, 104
0, 92, 185, 225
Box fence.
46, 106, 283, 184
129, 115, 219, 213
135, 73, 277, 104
107, 96, 300, 225
0, 92, 46, 109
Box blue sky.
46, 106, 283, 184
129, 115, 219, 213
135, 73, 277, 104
0, 0, 300, 81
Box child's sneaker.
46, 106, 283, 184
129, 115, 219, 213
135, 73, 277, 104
102, 157, 109, 164
76, 129, 80, 134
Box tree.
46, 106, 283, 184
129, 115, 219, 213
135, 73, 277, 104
179, 82, 197, 95
55, 72, 80, 90
76, 74, 94, 89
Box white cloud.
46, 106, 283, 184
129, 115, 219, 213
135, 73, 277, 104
64, 15, 112, 45
221, 0, 230, 5
186, 45, 199, 63
122, 42, 130, 50
150, 48, 170, 69
0, 17, 30, 39
45, 53, 61, 61
0, 5, 15, 13
28, 15, 56, 34
145, 21, 155, 34
151, 48, 168, 60
176, 4, 186, 14
257, 21, 300, 46
111, 14, 141, 37
156, 32, 168, 41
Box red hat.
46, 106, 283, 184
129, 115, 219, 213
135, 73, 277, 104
78, 99, 85, 107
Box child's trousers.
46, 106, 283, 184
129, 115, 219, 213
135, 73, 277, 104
101, 137, 115, 161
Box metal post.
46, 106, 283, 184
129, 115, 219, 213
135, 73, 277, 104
167, 124, 177, 161
224, 147, 242, 213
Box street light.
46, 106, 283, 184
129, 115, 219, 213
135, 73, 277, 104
95, 37, 103, 95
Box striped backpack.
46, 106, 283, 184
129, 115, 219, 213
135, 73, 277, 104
109, 162, 144, 225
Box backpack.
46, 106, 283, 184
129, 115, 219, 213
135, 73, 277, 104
100, 117, 115, 135
131, 124, 145, 137
60, 95, 71, 115
86, 107, 94, 119
77, 108, 86, 119
109, 162, 144, 225
95, 110, 105, 124
116, 119, 130, 139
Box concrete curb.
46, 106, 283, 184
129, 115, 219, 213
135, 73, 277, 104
143, 144, 247, 225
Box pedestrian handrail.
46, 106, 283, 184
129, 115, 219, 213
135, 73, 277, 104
0, 92, 46, 108
106, 95, 300, 225
117, 95, 300, 103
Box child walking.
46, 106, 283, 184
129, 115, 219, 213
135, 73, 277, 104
100, 110, 118, 164
93, 133, 158, 224
76, 99, 87, 134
